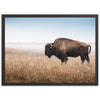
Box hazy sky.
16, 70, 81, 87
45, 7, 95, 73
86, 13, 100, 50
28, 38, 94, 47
5, 17, 95, 43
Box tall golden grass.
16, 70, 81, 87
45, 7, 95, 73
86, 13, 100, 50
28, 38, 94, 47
5, 50, 95, 84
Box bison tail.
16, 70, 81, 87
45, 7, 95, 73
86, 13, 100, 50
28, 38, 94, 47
88, 45, 91, 54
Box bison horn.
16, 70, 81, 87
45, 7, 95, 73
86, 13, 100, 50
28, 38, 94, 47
50, 43, 54, 48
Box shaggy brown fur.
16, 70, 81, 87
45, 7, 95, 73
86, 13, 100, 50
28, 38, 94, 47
45, 38, 91, 63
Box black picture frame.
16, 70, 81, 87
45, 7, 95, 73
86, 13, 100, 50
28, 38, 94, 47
2, 14, 98, 86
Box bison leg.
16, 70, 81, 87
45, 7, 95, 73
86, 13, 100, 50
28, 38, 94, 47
61, 54, 68, 64
61, 59, 64, 63
64, 57, 68, 64
80, 55, 85, 64
61, 59, 65, 65
85, 54, 90, 63
61, 59, 64, 65
61, 58, 68, 65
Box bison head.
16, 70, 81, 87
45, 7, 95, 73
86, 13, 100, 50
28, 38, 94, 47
45, 43, 55, 58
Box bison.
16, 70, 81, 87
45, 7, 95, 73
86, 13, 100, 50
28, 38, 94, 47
45, 38, 91, 64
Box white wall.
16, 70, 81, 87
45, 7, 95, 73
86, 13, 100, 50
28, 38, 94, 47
0, 0, 99, 100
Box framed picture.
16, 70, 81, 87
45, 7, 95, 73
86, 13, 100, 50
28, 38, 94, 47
2, 14, 98, 85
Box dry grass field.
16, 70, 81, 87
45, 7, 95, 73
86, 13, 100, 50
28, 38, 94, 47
5, 48, 95, 84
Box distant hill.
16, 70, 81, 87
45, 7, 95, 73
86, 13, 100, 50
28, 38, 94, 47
5, 42, 95, 54
5, 42, 47, 53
